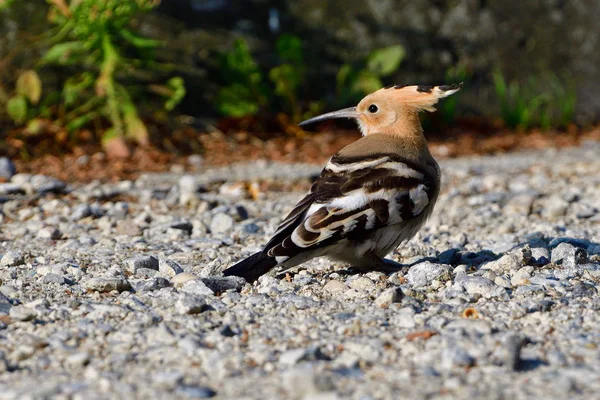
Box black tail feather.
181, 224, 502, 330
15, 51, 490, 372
223, 252, 278, 283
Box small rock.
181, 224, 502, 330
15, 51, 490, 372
440, 344, 475, 370
455, 274, 506, 299
406, 262, 452, 287
159, 259, 184, 278
43, 273, 65, 284
199, 276, 246, 292
210, 213, 234, 234
481, 245, 532, 272
571, 281, 598, 297
551, 242, 587, 268
9, 305, 37, 321
280, 347, 327, 365
0, 250, 24, 267
491, 333, 523, 370
83, 277, 132, 293
125, 255, 159, 274
175, 294, 209, 315
505, 193, 536, 215
531, 247, 551, 265
176, 386, 216, 398
0, 157, 16, 180
137, 277, 171, 292
180, 279, 215, 296
71, 204, 92, 220
323, 280, 348, 294
171, 220, 193, 234
374, 287, 403, 308
173, 272, 199, 287
511, 266, 534, 286
37, 226, 62, 240
0, 292, 12, 314
116, 220, 142, 236
541, 195, 569, 218
0, 183, 24, 195
347, 276, 375, 291
514, 285, 545, 296
66, 352, 91, 368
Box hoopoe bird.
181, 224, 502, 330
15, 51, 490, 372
223, 83, 463, 282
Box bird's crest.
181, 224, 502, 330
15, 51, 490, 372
377, 83, 463, 112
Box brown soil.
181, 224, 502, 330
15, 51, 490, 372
12, 124, 600, 183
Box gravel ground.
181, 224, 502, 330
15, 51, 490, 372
1, 143, 600, 400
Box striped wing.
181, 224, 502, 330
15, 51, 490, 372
264, 154, 437, 261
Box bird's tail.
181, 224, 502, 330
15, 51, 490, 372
223, 252, 278, 283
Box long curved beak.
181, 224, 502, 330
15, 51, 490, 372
298, 107, 359, 127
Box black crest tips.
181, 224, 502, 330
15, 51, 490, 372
416, 85, 434, 93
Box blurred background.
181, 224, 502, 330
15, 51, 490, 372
1, 0, 599, 181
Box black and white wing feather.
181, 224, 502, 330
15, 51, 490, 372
264, 153, 439, 262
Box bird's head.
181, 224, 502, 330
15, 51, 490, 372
299, 83, 463, 136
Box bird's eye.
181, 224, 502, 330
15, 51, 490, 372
368, 104, 378, 113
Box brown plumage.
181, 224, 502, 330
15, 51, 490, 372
223, 83, 463, 282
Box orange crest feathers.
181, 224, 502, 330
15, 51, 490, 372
380, 83, 463, 112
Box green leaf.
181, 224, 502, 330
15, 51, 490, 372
216, 84, 260, 117
65, 114, 93, 132
120, 28, 163, 48
276, 34, 303, 64
63, 72, 94, 107
164, 77, 186, 111
118, 86, 148, 145
366, 45, 405, 77
16, 70, 42, 105
269, 64, 301, 99
7, 95, 28, 124
41, 41, 87, 65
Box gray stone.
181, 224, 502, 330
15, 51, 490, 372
83, 277, 132, 293
481, 245, 532, 272
0, 157, 16, 180
210, 213, 234, 234
541, 195, 570, 218
511, 266, 534, 286
0, 250, 24, 267
125, 255, 159, 274
136, 277, 171, 292
551, 243, 587, 268
42, 273, 65, 284
374, 287, 403, 308
71, 204, 92, 220
175, 294, 209, 315
440, 344, 475, 370
36, 226, 62, 240
159, 259, 184, 278
180, 279, 215, 296
455, 274, 506, 299
0, 182, 24, 195
406, 262, 452, 287
0, 292, 12, 315
199, 276, 246, 292
175, 386, 216, 398
531, 247, 551, 265
491, 333, 523, 370
9, 305, 37, 321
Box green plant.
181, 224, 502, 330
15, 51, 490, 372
216, 35, 323, 125
40, 0, 186, 147
336, 45, 405, 105
493, 70, 576, 130
1, 0, 186, 150
215, 38, 269, 118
